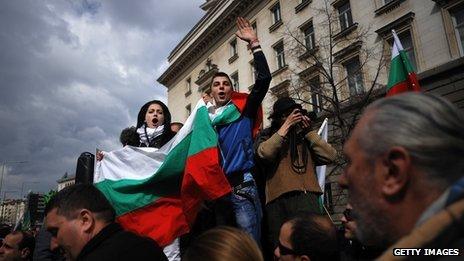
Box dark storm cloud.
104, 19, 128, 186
0, 0, 204, 196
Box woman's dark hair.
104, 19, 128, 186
136, 100, 174, 146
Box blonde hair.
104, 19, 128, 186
183, 226, 263, 261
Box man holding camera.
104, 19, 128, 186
254, 97, 337, 255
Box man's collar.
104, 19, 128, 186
415, 189, 450, 227
77, 223, 122, 260
416, 176, 464, 227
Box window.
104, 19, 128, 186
451, 5, 464, 55
231, 72, 239, 91
295, 0, 310, 13
271, 2, 281, 25
252, 21, 257, 36
185, 78, 191, 95
309, 76, 322, 113
186, 104, 191, 117
229, 39, 237, 58
250, 61, 256, 83
344, 58, 364, 96
338, 2, 353, 31
274, 42, 286, 69
389, 31, 417, 70
302, 22, 315, 50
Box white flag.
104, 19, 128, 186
316, 118, 329, 203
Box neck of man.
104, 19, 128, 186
387, 173, 445, 243
214, 99, 230, 109
88, 220, 111, 240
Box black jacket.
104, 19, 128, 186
76, 223, 167, 261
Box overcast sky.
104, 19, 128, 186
0, 0, 205, 198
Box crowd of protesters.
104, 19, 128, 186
2, 16, 464, 261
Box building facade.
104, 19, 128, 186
158, 0, 464, 122
26, 192, 45, 227
158, 0, 464, 216
57, 172, 75, 192
0, 199, 26, 226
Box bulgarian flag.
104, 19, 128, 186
94, 99, 242, 247
386, 30, 421, 96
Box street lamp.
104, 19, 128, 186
21, 181, 39, 198
0, 161, 27, 199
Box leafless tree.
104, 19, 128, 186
278, 0, 389, 212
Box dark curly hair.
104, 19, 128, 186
119, 126, 139, 146
136, 100, 174, 147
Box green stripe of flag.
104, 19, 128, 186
387, 50, 415, 90
96, 106, 218, 215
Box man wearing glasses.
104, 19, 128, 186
274, 213, 339, 261
340, 205, 383, 260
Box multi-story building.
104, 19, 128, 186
158, 0, 464, 216
0, 199, 26, 226
26, 192, 45, 227
158, 0, 464, 122
57, 172, 75, 192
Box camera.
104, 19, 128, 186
297, 109, 317, 122
293, 108, 317, 137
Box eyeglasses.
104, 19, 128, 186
278, 241, 297, 256
343, 208, 354, 221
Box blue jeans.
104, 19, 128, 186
229, 173, 262, 244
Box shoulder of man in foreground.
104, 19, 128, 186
82, 226, 168, 261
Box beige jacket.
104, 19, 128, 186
255, 129, 337, 204
377, 198, 464, 260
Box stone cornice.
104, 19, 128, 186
431, 0, 453, 7
374, 0, 405, 16
333, 40, 362, 63
200, 0, 220, 11
158, 0, 258, 88
270, 79, 291, 94
57, 176, 75, 183
375, 12, 415, 37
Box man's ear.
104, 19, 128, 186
380, 146, 411, 198
299, 255, 310, 261
78, 209, 94, 233
20, 248, 30, 259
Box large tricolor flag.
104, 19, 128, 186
94, 99, 240, 247
94, 93, 260, 247
386, 30, 421, 96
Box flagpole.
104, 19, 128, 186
323, 204, 334, 224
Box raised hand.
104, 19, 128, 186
235, 17, 257, 43
96, 150, 104, 161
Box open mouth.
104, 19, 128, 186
218, 91, 226, 99
152, 118, 158, 124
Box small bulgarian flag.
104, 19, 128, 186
94, 93, 258, 247
386, 30, 421, 96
